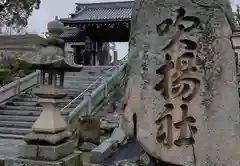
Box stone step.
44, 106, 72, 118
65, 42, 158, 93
0, 127, 31, 135
1, 105, 42, 111
8, 100, 80, 108
64, 76, 104, 81
13, 97, 38, 102
57, 80, 100, 84
0, 115, 68, 122
67, 70, 110, 75
63, 84, 101, 89
0, 110, 40, 116
6, 101, 39, 107
21, 86, 98, 96
0, 115, 37, 122
0, 121, 33, 128
14, 97, 84, 104
0, 109, 72, 116
0, 133, 24, 139
0, 109, 70, 115
59, 79, 100, 82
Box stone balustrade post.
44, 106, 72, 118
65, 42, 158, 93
113, 51, 118, 65
84, 92, 92, 115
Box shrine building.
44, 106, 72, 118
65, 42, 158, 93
60, 1, 134, 65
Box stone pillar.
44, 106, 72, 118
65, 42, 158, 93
84, 92, 92, 116
113, 51, 118, 65
125, 0, 240, 165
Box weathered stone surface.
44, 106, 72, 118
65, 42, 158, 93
99, 135, 110, 143
116, 159, 139, 166
18, 141, 74, 161
103, 102, 115, 113
79, 116, 101, 144
119, 109, 134, 137
79, 142, 97, 152
24, 130, 71, 145
127, 0, 240, 165
110, 127, 126, 145
100, 117, 118, 132
103, 113, 120, 124
90, 138, 118, 164
5, 151, 82, 166
116, 153, 151, 166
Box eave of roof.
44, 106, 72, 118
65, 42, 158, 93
60, 1, 134, 24
61, 27, 79, 38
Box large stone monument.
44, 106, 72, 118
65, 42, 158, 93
123, 0, 240, 165
5, 17, 83, 166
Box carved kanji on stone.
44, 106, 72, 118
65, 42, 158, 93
155, 103, 174, 148
155, 52, 200, 102
156, 8, 200, 51
129, 0, 239, 164
154, 8, 201, 149
174, 104, 197, 147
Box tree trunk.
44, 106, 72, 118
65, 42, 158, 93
124, 0, 240, 165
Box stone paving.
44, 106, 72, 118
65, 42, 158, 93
0, 139, 22, 164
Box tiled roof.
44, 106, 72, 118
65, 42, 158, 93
60, 1, 134, 23
60, 28, 79, 38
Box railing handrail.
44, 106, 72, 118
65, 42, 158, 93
0, 70, 40, 93
67, 61, 128, 124
0, 70, 41, 105
60, 65, 118, 111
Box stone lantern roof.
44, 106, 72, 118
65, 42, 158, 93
17, 17, 83, 71
48, 16, 65, 36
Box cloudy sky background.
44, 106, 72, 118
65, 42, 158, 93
26, 0, 240, 59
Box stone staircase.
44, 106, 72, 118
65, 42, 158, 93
0, 66, 115, 139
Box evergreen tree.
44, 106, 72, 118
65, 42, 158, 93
0, 0, 41, 31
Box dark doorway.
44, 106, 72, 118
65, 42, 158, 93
73, 45, 84, 65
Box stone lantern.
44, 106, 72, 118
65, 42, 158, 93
5, 17, 83, 166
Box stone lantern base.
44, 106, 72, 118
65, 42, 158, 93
5, 140, 83, 166
4, 87, 83, 166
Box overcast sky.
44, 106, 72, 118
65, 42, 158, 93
26, 0, 240, 59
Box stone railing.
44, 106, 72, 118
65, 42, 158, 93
66, 62, 129, 145
0, 70, 40, 104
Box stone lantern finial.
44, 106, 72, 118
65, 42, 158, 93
46, 16, 65, 48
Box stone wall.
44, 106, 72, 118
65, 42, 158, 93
0, 34, 46, 57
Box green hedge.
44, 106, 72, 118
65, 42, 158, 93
0, 55, 33, 86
